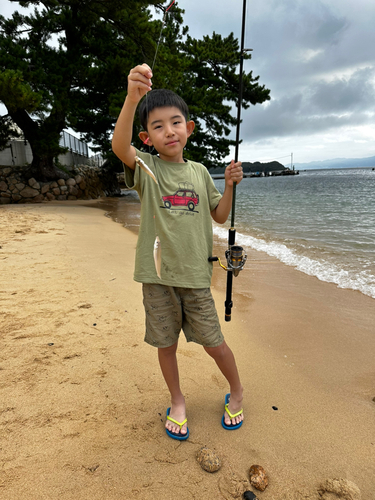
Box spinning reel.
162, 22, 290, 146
209, 228, 247, 322
208, 244, 247, 277
209, 228, 247, 278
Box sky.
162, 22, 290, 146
2, 0, 375, 165
179, 0, 375, 165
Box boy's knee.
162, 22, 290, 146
158, 342, 178, 355
204, 341, 227, 359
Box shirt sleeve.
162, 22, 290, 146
123, 163, 136, 189
123, 148, 147, 190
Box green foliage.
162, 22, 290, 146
0, 69, 41, 113
0, 0, 270, 177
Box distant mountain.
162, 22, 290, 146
243, 160, 286, 173
210, 160, 286, 175
295, 156, 375, 170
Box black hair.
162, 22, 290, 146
138, 89, 189, 131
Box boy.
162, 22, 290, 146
112, 63, 244, 440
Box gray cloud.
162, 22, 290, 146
182, 0, 375, 160
308, 67, 375, 114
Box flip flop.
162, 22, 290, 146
166, 407, 189, 440
221, 393, 243, 430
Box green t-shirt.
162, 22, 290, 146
124, 149, 222, 288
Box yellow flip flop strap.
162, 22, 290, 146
225, 403, 243, 419
167, 415, 187, 429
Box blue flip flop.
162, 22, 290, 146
221, 393, 243, 430
166, 407, 189, 440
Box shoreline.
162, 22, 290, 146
1, 201, 374, 499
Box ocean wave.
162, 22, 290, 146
213, 226, 375, 299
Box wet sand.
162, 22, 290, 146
1, 200, 374, 499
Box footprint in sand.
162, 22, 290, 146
318, 478, 361, 500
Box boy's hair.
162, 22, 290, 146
139, 89, 189, 131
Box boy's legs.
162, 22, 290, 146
158, 342, 188, 436
204, 340, 244, 426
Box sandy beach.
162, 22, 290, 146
1, 201, 374, 500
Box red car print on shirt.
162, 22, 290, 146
162, 182, 199, 211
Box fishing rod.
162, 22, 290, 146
209, 0, 250, 321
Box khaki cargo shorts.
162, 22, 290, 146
142, 284, 224, 348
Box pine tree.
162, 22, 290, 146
0, 1, 270, 179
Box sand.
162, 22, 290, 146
1, 201, 374, 500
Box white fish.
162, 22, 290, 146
153, 236, 162, 279
135, 156, 158, 185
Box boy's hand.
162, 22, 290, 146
225, 160, 243, 187
127, 63, 153, 104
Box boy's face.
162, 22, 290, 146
139, 106, 195, 163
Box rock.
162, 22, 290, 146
50, 181, 58, 188
52, 188, 60, 196
20, 186, 39, 198
41, 184, 50, 194
31, 194, 45, 203
0, 197, 11, 205
68, 186, 78, 196
66, 178, 76, 186
1, 192, 11, 198
12, 194, 22, 202
318, 478, 361, 500
75, 174, 83, 184
28, 178, 40, 189
79, 180, 86, 190
60, 185, 68, 192
57, 179, 66, 186
249, 465, 268, 492
15, 183, 25, 190
0, 180, 8, 191
46, 192, 55, 201
196, 447, 222, 473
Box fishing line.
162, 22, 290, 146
151, 1, 175, 72
144, 0, 176, 146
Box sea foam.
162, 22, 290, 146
213, 226, 375, 299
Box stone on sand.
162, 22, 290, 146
249, 465, 268, 491
196, 447, 221, 473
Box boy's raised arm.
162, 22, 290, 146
112, 64, 153, 169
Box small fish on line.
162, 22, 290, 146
153, 236, 162, 279
135, 156, 158, 184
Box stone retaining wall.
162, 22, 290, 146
0, 164, 121, 204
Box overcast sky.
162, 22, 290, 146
2, 0, 375, 165
181, 0, 375, 164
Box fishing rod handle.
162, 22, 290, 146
225, 270, 233, 322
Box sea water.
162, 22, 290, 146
214, 168, 375, 299
99, 167, 375, 300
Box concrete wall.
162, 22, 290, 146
0, 140, 99, 168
